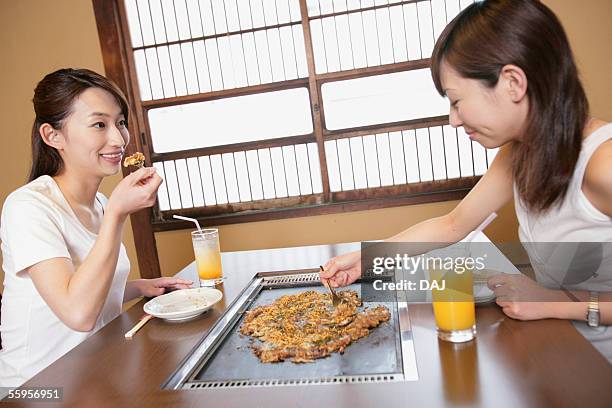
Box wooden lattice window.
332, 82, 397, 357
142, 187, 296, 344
93, 0, 492, 277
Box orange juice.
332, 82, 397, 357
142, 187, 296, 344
191, 229, 223, 286
430, 268, 476, 341
432, 301, 476, 331
195, 245, 222, 281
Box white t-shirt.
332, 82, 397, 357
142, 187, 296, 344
514, 124, 612, 362
0, 175, 130, 387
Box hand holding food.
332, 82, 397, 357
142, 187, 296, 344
106, 167, 163, 219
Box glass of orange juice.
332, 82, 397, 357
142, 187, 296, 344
429, 246, 476, 343
191, 229, 223, 287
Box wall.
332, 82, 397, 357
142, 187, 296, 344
544, 0, 612, 121
1, 0, 610, 291
0, 0, 140, 292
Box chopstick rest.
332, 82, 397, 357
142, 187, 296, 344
124, 314, 154, 339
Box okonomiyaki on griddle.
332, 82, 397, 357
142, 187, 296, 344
240, 290, 390, 363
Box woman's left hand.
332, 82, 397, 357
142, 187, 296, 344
137, 277, 194, 298
487, 273, 564, 320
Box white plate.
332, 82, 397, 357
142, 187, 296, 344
474, 282, 496, 304
473, 269, 504, 305
143, 287, 223, 321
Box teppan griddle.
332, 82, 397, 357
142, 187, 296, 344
163, 269, 418, 389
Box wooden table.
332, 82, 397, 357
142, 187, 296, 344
4, 243, 612, 407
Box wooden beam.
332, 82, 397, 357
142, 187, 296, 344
331, 177, 480, 201
315, 59, 431, 83
150, 134, 316, 162
132, 21, 301, 53
151, 182, 476, 231
159, 194, 325, 220
310, 0, 428, 21
323, 115, 450, 140
299, 0, 332, 202
92, 0, 161, 279
141, 78, 309, 109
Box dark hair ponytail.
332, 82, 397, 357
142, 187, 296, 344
430, 0, 589, 213
29, 68, 129, 182
30, 120, 64, 182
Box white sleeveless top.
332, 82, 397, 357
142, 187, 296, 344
514, 123, 612, 362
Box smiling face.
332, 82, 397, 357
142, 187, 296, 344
53, 87, 130, 179
440, 60, 529, 149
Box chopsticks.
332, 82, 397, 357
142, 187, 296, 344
124, 314, 154, 339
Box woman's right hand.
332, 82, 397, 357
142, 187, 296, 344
320, 250, 362, 287
106, 167, 163, 219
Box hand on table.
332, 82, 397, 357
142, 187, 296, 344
320, 250, 362, 287
137, 277, 194, 298
487, 273, 564, 320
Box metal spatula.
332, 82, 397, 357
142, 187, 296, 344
320, 265, 342, 308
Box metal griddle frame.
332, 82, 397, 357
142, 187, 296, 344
162, 269, 418, 389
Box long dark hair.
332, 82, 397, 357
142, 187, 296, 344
29, 68, 129, 182
430, 0, 589, 213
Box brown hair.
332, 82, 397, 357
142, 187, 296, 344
430, 0, 589, 213
29, 68, 129, 182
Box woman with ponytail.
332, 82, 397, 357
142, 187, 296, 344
0, 68, 192, 387
321, 0, 612, 361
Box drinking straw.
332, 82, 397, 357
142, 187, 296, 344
173, 215, 203, 234
465, 212, 498, 242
